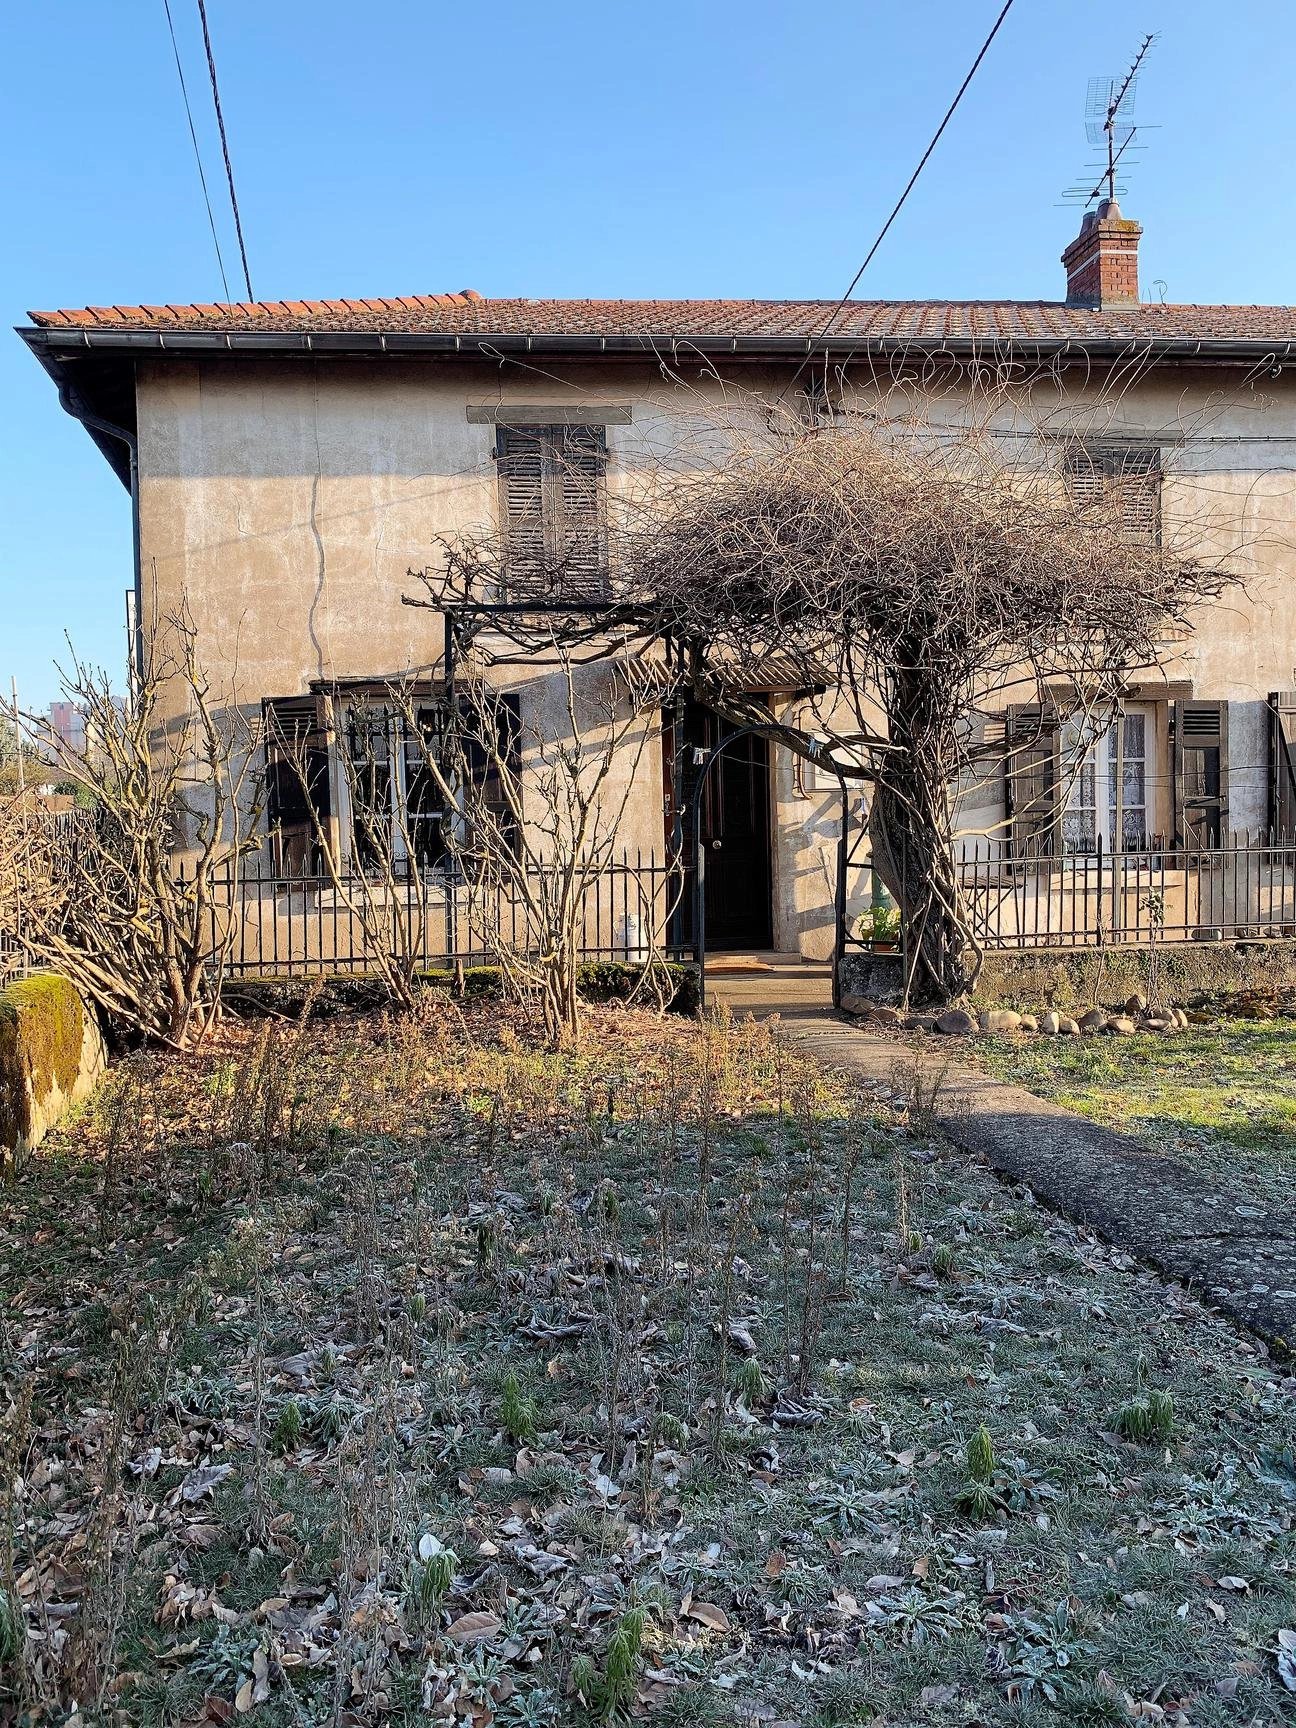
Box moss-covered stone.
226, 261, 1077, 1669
0, 973, 105, 1169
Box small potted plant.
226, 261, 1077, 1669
854, 904, 902, 952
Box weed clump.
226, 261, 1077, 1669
500, 1370, 539, 1443
732, 1358, 766, 1407
412, 1537, 456, 1623
1113, 1388, 1175, 1444
957, 1423, 1000, 1522
271, 1397, 303, 1453
571, 1607, 648, 1719
0, 1584, 17, 1668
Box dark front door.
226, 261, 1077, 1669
664, 703, 773, 950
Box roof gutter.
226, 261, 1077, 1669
20, 326, 1296, 366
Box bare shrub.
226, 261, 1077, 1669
11, 615, 261, 1047
397, 651, 669, 1046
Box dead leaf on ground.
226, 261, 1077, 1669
684, 1601, 730, 1633
180, 1463, 234, 1504
446, 1611, 502, 1644
1277, 1629, 1296, 1693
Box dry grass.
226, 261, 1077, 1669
1, 998, 1293, 1726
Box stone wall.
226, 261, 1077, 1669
969, 941, 1296, 1012
0, 973, 106, 1170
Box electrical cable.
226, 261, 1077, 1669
780, 0, 1018, 405
161, 0, 231, 301
196, 0, 254, 302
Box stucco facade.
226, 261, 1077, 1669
20, 266, 1296, 962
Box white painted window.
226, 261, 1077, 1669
1061, 705, 1153, 852
335, 695, 521, 874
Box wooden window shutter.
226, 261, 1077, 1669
497, 427, 548, 597
1172, 699, 1228, 848
496, 424, 608, 601
1004, 705, 1060, 859
1065, 444, 1161, 545
552, 425, 608, 600
1268, 691, 1296, 838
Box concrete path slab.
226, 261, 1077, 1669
709, 956, 1296, 1354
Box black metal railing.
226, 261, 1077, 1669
843, 833, 1296, 953
199, 851, 691, 978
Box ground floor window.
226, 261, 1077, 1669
265, 690, 521, 877
1061, 705, 1153, 852
342, 702, 450, 874
263, 696, 331, 875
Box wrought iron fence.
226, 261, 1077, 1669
955, 834, 1296, 949
198, 851, 691, 978
842, 834, 1296, 954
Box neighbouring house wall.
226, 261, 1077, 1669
134, 356, 1296, 958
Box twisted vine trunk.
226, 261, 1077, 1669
867, 666, 981, 1005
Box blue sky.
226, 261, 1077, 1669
2, 0, 1292, 707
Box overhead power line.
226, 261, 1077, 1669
161, 0, 232, 301
195, 0, 254, 302
782, 0, 1017, 402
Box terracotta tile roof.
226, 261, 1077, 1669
25, 293, 1296, 346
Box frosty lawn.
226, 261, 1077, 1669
2, 1000, 1294, 1726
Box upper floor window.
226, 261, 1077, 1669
497, 424, 608, 602
1065, 443, 1162, 545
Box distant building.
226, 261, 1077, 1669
47, 701, 87, 754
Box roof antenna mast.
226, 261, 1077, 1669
1062, 33, 1158, 207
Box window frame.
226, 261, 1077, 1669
333, 693, 523, 877
1061, 703, 1156, 855
262, 694, 331, 877
334, 699, 455, 878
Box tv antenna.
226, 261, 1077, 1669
1062, 33, 1158, 206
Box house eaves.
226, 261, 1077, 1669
18, 292, 1296, 487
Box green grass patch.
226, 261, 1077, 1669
974, 1018, 1296, 1208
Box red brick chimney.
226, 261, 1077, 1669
1061, 198, 1142, 306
